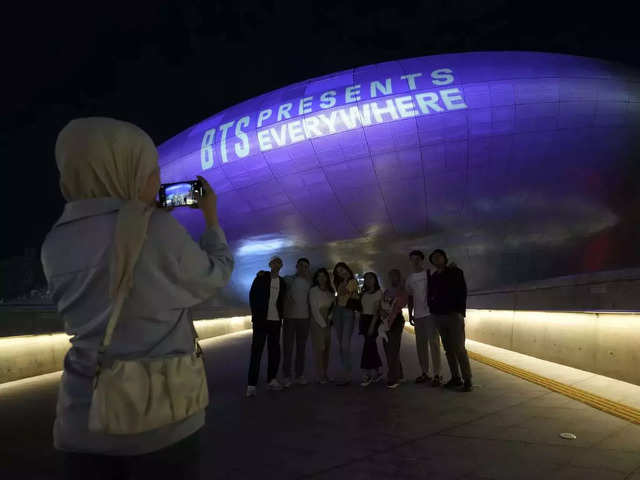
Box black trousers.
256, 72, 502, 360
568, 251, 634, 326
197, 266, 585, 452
248, 320, 281, 386
60, 431, 201, 480
359, 314, 382, 370
434, 313, 472, 383
282, 317, 311, 378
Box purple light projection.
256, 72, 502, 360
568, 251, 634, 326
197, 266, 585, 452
157, 52, 640, 313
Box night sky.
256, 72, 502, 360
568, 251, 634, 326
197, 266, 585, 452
2, 1, 638, 259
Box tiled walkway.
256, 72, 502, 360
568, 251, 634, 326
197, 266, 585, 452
2, 329, 640, 479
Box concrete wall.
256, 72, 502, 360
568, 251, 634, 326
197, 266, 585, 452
461, 269, 640, 386
0, 332, 71, 385
467, 268, 640, 311
0, 316, 252, 385
465, 310, 640, 386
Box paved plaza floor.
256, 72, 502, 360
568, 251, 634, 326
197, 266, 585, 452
2, 329, 640, 479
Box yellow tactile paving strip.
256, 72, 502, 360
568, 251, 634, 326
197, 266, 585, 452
404, 326, 640, 425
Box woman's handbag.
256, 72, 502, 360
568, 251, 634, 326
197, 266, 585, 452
88, 292, 209, 435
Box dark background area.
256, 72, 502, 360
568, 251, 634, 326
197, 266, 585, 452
1, 0, 639, 261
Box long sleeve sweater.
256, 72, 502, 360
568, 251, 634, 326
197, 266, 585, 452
308, 286, 335, 328
41, 198, 234, 455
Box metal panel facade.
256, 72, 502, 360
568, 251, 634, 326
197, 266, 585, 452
158, 52, 640, 312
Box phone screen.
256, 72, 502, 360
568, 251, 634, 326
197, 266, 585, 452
157, 180, 202, 208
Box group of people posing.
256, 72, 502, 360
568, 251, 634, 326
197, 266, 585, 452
246, 248, 472, 397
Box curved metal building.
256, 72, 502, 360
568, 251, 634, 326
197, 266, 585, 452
157, 51, 640, 314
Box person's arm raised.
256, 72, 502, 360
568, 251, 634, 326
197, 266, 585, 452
197, 175, 219, 229
172, 176, 234, 305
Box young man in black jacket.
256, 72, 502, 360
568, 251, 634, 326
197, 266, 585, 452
427, 249, 473, 392
246, 256, 287, 397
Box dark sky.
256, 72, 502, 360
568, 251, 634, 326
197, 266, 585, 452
2, 0, 638, 259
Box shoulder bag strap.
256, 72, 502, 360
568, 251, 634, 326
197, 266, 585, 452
94, 289, 127, 378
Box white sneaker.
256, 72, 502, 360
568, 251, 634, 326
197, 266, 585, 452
281, 377, 292, 388
267, 379, 283, 391
318, 377, 329, 385
371, 372, 383, 383
295, 376, 308, 386
246, 386, 256, 397
360, 375, 372, 387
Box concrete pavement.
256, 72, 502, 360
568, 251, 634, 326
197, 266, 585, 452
2, 328, 640, 479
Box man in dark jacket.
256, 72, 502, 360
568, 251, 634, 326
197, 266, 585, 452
246, 256, 287, 397
427, 249, 472, 392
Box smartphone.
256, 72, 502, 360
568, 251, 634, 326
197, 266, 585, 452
157, 180, 203, 208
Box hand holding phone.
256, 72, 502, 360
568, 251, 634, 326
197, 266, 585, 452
156, 176, 218, 227
157, 180, 203, 209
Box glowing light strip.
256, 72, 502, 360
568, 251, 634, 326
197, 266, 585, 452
0, 371, 61, 394
0, 329, 256, 391
0, 316, 252, 385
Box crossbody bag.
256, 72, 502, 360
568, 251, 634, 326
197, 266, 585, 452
88, 291, 209, 435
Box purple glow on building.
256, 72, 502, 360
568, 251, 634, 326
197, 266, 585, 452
157, 52, 640, 311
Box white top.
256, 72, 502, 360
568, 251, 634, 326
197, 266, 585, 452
406, 270, 428, 318
308, 286, 335, 327
361, 289, 383, 316
41, 198, 234, 455
267, 276, 281, 321
284, 275, 312, 319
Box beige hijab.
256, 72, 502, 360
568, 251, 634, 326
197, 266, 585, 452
55, 117, 158, 300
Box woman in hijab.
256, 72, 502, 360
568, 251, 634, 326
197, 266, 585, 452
42, 118, 234, 479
